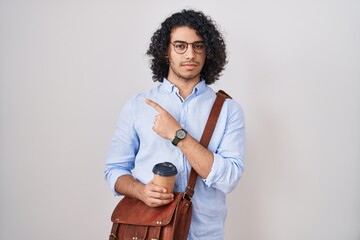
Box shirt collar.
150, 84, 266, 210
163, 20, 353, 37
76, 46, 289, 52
161, 78, 207, 96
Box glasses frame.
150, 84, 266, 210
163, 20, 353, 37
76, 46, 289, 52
170, 41, 206, 54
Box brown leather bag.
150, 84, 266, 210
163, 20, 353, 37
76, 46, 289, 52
109, 90, 231, 240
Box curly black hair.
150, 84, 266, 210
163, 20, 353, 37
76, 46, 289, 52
146, 9, 227, 85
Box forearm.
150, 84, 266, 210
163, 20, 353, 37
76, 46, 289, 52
114, 175, 145, 199
177, 134, 214, 179
115, 174, 174, 207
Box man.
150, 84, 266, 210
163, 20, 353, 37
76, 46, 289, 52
105, 9, 245, 239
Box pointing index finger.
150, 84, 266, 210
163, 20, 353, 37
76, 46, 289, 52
145, 98, 166, 113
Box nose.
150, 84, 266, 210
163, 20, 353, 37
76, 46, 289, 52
185, 45, 195, 59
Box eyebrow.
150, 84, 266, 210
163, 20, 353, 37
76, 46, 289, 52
172, 40, 205, 43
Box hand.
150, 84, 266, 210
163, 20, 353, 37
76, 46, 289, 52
139, 180, 174, 207
145, 99, 181, 140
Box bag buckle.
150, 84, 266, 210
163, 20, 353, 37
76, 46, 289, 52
182, 193, 192, 202
109, 233, 117, 240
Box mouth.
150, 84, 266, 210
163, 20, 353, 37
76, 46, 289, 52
182, 62, 198, 68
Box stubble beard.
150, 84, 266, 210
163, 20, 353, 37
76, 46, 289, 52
169, 63, 201, 82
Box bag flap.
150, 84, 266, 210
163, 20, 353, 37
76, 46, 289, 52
111, 192, 183, 226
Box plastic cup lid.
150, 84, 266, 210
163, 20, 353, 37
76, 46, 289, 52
152, 162, 178, 176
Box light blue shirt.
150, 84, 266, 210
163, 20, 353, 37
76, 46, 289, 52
104, 78, 245, 239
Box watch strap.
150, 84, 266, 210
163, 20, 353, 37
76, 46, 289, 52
172, 137, 180, 146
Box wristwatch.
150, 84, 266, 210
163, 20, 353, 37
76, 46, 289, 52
171, 128, 187, 146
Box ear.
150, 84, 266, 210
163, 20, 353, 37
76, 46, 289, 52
165, 55, 171, 63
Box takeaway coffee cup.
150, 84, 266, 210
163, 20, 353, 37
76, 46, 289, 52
152, 162, 178, 193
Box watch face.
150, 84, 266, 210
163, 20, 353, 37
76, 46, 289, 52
176, 129, 186, 139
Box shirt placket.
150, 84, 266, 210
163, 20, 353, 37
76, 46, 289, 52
174, 89, 196, 191
180, 95, 200, 192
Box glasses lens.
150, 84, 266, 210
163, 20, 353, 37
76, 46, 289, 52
174, 42, 187, 54
193, 42, 205, 54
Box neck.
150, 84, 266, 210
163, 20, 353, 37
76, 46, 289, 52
168, 76, 200, 99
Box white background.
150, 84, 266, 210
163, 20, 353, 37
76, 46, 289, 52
1, 0, 359, 239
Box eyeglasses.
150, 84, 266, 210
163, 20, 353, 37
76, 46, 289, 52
170, 41, 206, 54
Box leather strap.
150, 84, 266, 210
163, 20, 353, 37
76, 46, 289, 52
109, 223, 119, 240
184, 90, 232, 199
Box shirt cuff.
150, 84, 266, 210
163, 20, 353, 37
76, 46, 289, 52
105, 169, 131, 196
202, 153, 226, 187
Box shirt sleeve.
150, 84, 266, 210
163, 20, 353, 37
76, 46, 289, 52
104, 98, 140, 196
203, 99, 245, 193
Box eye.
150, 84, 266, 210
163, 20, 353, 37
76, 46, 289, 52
174, 42, 187, 50
194, 43, 205, 50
